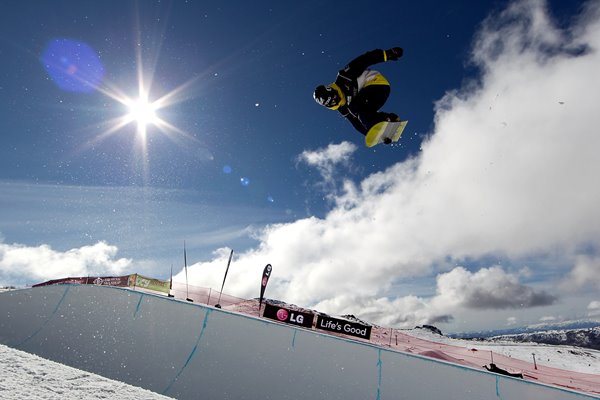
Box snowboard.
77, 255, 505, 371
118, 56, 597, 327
365, 120, 408, 147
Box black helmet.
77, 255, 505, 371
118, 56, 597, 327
313, 85, 340, 108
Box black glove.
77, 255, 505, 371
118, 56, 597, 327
383, 137, 392, 145
386, 47, 403, 61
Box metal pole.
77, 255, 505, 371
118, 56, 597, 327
216, 249, 234, 308
184, 241, 192, 302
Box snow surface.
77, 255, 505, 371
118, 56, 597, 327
406, 328, 600, 375
0, 344, 172, 400
2, 334, 599, 399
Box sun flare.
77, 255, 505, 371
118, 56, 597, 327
80, 23, 203, 184
125, 94, 159, 137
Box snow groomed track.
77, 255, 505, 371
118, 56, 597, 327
0, 285, 597, 399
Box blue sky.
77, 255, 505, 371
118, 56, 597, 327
1, 0, 599, 333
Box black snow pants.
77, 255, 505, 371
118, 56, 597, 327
350, 84, 395, 134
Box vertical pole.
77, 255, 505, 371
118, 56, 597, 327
184, 241, 192, 302
532, 353, 538, 370
168, 264, 174, 297
216, 249, 234, 308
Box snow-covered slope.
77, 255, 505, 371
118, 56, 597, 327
485, 327, 600, 351
0, 343, 172, 399
406, 326, 600, 375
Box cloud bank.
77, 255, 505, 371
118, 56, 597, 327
588, 301, 600, 317
177, 0, 600, 329
0, 241, 130, 286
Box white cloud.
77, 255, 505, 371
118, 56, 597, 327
431, 267, 556, 310
297, 141, 357, 169
314, 294, 453, 328
174, 0, 600, 329
0, 241, 131, 286
307, 265, 552, 328
297, 141, 357, 198
560, 255, 600, 291
587, 301, 600, 317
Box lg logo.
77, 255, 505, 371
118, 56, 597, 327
276, 308, 304, 324
263, 304, 314, 328
276, 308, 288, 321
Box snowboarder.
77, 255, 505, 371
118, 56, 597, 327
313, 47, 404, 144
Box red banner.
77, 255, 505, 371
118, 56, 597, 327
33, 275, 131, 288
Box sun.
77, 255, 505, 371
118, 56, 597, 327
124, 92, 159, 138
83, 75, 199, 183
90, 79, 198, 159
79, 21, 204, 184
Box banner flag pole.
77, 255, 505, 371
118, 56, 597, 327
258, 264, 272, 316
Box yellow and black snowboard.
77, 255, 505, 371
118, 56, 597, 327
365, 120, 408, 147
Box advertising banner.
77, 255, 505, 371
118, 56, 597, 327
89, 275, 130, 287
258, 264, 272, 313
316, 315, 372, 340
129, 274, 171, 294
33, 275, 130, 287
263, 303, 314, 329
33, 277, 87, 287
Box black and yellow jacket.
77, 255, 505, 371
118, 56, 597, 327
328, 49, 393, 134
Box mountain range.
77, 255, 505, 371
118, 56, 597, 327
449, 321, 600, 350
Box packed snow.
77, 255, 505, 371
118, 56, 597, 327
0, 344, 172, 400
2, 331, 600, 399
406, 327, 600, 375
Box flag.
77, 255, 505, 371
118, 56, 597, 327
258, 263, 272, 316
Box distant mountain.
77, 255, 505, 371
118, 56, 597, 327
484, 327, 600, 351
450, 320, 600, 339
450, 321, 600, 351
